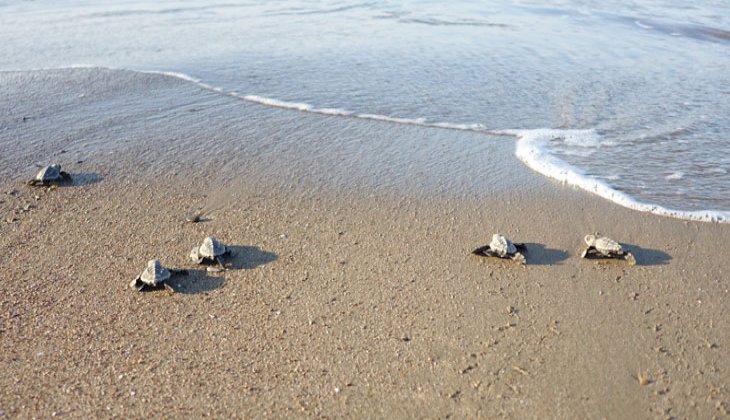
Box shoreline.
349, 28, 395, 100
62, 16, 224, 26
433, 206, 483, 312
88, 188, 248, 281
2, 66, 728, 224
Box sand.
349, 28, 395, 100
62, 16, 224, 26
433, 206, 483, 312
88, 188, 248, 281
2, 68, 730, 419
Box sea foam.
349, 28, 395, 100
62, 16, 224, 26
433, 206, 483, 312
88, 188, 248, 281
502, 129, 730, 223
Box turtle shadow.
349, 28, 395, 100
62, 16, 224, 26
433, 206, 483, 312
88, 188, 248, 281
69, 172, 103, 186
522, 243, 570, 265
170, 269, 225, 294
623, 244, 672, 266
225, 245, 278, 270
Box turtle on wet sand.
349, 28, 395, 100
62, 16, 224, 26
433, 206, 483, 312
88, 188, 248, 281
129, 259, 187, 292
27, 164, 71, 187
581, 234, 636, 265
190, 236, 232, 271
472, 233, 527, 264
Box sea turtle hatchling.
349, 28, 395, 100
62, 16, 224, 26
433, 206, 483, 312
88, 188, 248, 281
472, 233, 527, 264
190, 236, 232, 271
581, 234, 636, 265
129, 259, 187, 292
27, 164, 71, 187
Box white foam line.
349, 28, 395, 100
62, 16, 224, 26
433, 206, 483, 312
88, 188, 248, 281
243, 94, 313, 112
314, 108, 354, 116
1, 65, 493, 132
356, 113, 427, 125
5, 65, 728, 223
243, 93, 499, 132
501, 128, 730, 223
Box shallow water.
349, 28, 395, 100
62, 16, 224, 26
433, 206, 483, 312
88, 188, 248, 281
1, 0, 729, 221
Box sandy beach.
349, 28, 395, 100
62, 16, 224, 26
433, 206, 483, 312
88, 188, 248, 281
2, 68, 730, 418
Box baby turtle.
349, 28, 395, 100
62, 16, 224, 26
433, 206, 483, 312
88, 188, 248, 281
129, 259, 187, 292
27, 164, 71, 187
581, 234, 636, 265
472, 233, 527, 264
190, 236, 231, 270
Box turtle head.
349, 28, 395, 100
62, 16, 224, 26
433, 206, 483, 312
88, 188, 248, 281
584, 234, 597, 246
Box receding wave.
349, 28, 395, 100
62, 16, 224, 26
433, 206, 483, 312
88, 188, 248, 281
9, 65, 729, 224
502, 129, 730, 223
242, 94, 493, 132
86, 66, 730, 223
171, 76, 730, 223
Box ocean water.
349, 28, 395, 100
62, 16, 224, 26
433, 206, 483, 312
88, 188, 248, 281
1, 0, 729, 221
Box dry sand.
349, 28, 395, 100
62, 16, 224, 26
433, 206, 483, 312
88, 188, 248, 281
3, 177, 730, 418
2, 68, 730, 418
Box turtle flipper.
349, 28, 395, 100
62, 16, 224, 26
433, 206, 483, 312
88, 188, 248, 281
511, 252, 527, 265
514, 243, 527, 252
60, 171, 72, 182
129, 277, 145, 291
580, 246, 593, 258
215, 256, 227, 270
190, 247, 204, 264
624, 252, 637, 266
163, 282, 176, 293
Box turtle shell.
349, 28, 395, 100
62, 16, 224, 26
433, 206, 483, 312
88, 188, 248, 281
199, 236, 227, 258
138, 259, 171, 286
594, 236, 623, 254
36, 164, 63, 182
489, 233, 517, 257
585, 234, 624, 255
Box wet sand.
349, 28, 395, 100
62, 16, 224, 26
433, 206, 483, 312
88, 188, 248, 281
2, 68, 730, 418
